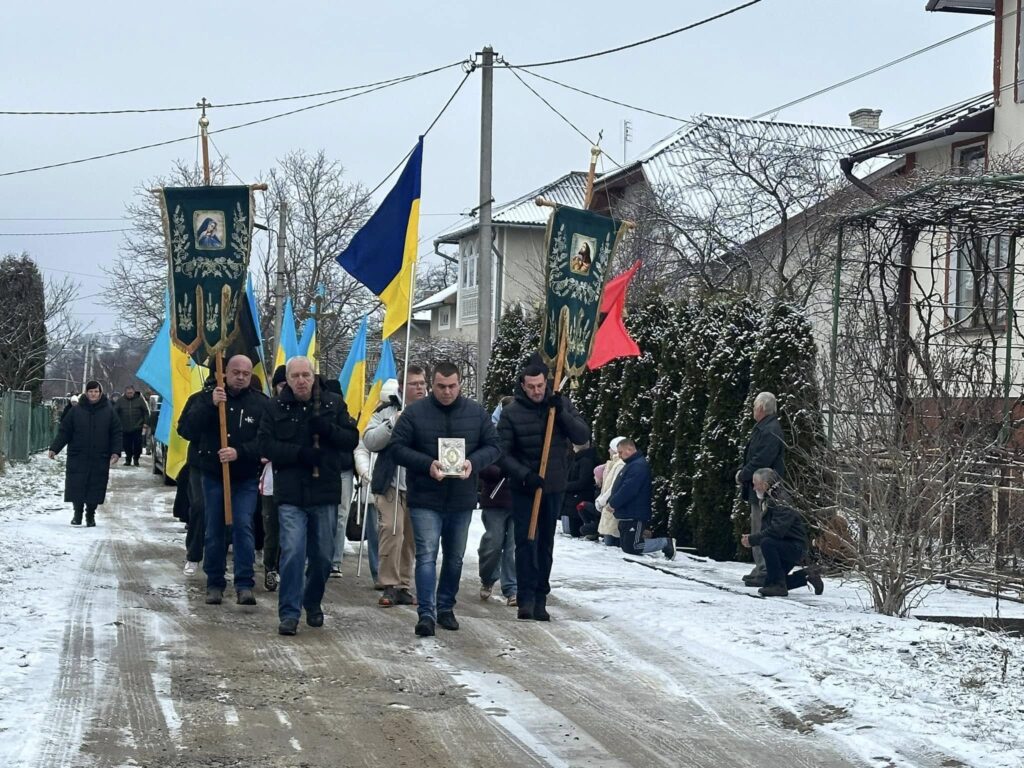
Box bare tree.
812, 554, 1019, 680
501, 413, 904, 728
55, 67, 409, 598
0, 253, 82, 400
254, 150, 374, 375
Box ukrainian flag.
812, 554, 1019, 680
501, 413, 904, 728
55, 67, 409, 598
274, 297, 299, 370
298, 317, 317, 373
358, 338, 397, 434
337, 315, 368, 421
337, 137, 422, 339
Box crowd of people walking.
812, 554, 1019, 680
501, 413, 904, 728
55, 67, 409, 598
47, 359, 824, 636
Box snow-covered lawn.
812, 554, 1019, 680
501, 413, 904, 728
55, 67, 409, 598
1, 452, 1022, 767
549, 530, 1024, 768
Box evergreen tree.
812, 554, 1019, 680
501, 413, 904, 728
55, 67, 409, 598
690, 298, 762, 559
483, 305, 540, 409
733, 302, 826, 540
0, 254, 47, 401
647, 303, 687, 536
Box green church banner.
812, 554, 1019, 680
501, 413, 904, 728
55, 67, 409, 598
540, 205, 626, 378
159, 185, 254, 362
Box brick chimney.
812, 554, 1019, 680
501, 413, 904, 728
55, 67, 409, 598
849, 108, 882, 132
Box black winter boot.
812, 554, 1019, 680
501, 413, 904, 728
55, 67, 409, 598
85, 506, 96, 527
532, 595, 550, 622
71, 504, 83, 526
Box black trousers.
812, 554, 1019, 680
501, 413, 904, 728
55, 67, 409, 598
760, 537, 809, 589
185, 465, 206, 562
123, 430, 143, 461
511, 490, 563, 606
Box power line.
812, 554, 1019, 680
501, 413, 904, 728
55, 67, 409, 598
0, 61, 467, 116
0, 216, 124, 221
0, 66, 462, 179
0, 228, 126, 236
513, 0, 764, 68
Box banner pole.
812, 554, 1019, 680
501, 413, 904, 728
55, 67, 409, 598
528, 329, 567, 541
214, 350, 233, 526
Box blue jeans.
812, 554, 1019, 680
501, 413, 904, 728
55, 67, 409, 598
478, 507, 516, 597
278, 503, 335, 622
201, 474, 258, 592
617, 519, 669, 556
409, 507, 473, 619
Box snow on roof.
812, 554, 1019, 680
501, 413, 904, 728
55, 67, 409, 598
412, 283, 457, 311
434, 171, 588, 244
595, 114, 899, 243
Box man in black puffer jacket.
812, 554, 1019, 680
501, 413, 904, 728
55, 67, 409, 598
498, 361, 590, 621
390, 361, 500, 638
177, 355, 267, 608
259, 357, 359, 636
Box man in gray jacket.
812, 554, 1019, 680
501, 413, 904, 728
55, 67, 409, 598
362, 364, 428, 608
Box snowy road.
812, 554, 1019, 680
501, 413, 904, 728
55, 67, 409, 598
2, 460, 866, 768
4, 456, 1021, 767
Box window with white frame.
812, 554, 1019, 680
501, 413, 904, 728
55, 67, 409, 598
437, 305, 451, 330
461, 240, 478, 290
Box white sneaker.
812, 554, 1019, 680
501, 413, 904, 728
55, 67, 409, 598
183, 561, 198, 576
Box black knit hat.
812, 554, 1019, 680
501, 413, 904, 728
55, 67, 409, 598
272, 365, 287, 388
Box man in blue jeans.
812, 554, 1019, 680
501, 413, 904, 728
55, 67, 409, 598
176, 355, 267, 606
258, 356, 359, 635
391, 361, 501, 637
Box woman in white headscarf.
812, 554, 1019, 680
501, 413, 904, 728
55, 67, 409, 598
596, 436, 627, 546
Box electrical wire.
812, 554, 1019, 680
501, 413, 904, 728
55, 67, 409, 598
0, 66, 462, 179
0, 61, 467, 116
0, 228, 126, 236
513, 0, 763, 68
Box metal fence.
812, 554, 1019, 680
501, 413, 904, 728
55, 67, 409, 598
0, 390, 59, 463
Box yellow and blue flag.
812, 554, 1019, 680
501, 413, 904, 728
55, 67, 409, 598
274, 297, 299, 370
337, 315, 368, 421
358, 338, 397, 434
337, 138, 422, 339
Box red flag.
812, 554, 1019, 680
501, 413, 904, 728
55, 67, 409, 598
587, 260, 641, 370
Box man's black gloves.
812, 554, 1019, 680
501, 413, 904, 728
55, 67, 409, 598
298, 446, 323, 467
548, 392, 565, 414
310, 415, 332, 437
525, 472, 545, 491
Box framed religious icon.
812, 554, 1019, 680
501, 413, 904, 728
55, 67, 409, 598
438, 437, 466, 477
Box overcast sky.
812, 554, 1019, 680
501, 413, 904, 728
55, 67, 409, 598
0, 0, 994, 334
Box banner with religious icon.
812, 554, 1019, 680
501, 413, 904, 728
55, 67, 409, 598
159, 185, 254, 362
539, 205, 627, 377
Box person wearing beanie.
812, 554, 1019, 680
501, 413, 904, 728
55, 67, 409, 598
362, 367, 428, 608
48, 380, 122, 527
498, 361, 590, 622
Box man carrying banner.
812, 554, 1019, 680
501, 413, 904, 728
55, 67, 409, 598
259, 356, 359, 636
177, 355, 267, 606
498, 360, 590, 621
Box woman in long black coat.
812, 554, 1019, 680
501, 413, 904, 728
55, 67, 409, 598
49, 381, 123, 527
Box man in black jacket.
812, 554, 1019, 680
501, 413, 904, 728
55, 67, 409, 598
562, 441, 597, 537
735, 391, 786, 587
741, 468, 823, 597
498, 362, 590, 621
258, 356, 359, 636
177, 355, 267, 607
114, 384, 150, 467
391, 361, 501, 638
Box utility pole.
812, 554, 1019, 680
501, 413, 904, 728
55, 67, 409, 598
273, 202, 288, 362
81, 337, 90, 389
477, 45, 495, 401
622, 119, 633, 164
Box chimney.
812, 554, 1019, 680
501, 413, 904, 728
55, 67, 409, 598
849, 108, 882, 132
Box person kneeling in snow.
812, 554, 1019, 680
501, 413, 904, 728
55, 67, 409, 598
609, 439, 675, 560
740, 468, 823, 597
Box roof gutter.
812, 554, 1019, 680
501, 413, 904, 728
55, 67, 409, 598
840, 157, 882, 200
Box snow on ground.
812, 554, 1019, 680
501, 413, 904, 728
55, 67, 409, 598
546, 529, 1024, 768
1, 453, 1022, 767
0, 453, 102, 758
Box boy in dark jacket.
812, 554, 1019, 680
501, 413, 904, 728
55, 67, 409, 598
258, 357, 359, 635
177, 355, 267, 607
391, 361, 501, 637
609, 439, 675, 559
